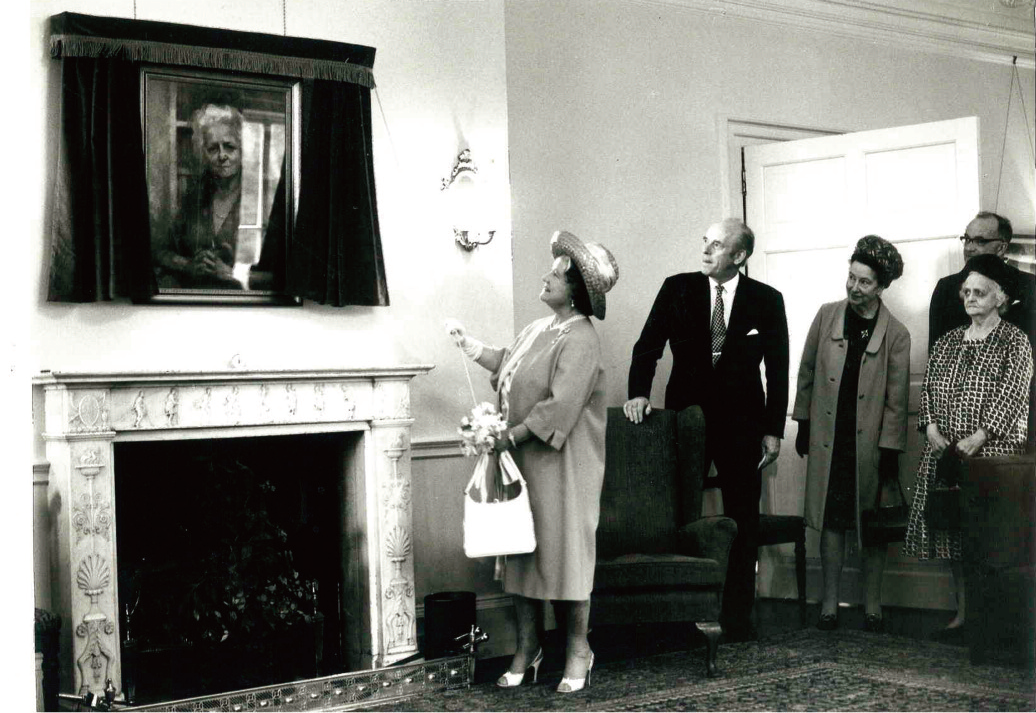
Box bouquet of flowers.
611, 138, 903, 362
458, 402, 508, 457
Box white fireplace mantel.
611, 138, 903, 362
34, 366, 433, 701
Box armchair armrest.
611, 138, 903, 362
677, 516, 738, 574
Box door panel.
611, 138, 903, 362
745, 117, 980, 610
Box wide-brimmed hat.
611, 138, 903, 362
550, 230, 619, 320
963, 253, 1018, 302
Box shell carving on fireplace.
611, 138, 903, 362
36, 366, 433, 702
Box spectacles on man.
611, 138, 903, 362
959, 235, 1004, 246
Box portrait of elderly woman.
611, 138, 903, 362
145, 74, 291, 294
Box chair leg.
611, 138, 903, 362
695, 621, 722, 678
795, 531, 807, 625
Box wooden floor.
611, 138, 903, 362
473, 598, 964, 684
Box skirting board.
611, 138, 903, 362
761, 552, 958, 612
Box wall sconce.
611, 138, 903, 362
442, 149, 496, 251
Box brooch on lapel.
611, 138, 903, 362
551, 325, 573, 346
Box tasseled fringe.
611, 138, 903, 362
50, 34, 375, 88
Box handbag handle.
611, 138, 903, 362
464, 451, 525, 500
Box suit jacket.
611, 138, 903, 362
628, 271, 790, 442
929, 262, 1036, 351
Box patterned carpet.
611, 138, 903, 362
367, 628, 1035, 711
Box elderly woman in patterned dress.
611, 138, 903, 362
447, 231, 619, 694
904, 253, 1034, 632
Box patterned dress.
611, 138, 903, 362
903, 320, 1033, 560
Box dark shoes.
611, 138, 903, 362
817, 613, 838, 631
863, 614, 883, 633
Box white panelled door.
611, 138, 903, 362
744, 117, 979, 610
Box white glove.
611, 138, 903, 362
445, 319, 484, 360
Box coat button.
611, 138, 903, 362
857, 428, 863, 434
859, 394, 865, 400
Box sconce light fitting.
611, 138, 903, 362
442, 149, 496, 251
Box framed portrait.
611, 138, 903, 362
142, 67, 301, 304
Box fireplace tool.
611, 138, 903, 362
455, 624, 489, 681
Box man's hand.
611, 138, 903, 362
925, 423, 950, 459
956, 428, 987, 458
623, 397, 652, 424
757, 435, 781, 470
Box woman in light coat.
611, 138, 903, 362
793, 236, 910, 632
448, 230, 619, 694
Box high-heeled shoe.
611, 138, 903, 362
556, 651, 594, 694
496, 647, 544, 688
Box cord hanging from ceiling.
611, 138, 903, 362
994, 57, 1034, 211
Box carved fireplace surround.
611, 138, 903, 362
36, 366, 433, 703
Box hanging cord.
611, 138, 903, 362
1012, 58, 1035, 165
458, 350, 479, 408
282, 0, 287, 36
994, 56, 1035, 211
373, 87, 405, 179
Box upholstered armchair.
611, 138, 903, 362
591, 406, 738, 677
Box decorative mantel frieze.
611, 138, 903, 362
34, 366, 433, 703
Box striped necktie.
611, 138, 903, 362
711, 284, 726, 367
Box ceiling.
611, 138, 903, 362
649, 0, 1036, 67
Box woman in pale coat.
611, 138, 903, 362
793, 236, 910, 632
448, 230, 619, 694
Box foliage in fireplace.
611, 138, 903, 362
115, 435, 348, 702
123, 453, 317, 647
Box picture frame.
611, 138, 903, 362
141, 66, 301, 305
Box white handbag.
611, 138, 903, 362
463, 451, 537, 558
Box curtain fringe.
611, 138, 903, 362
50, 34, 375, 88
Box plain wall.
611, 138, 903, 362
505, 0, 1035, 412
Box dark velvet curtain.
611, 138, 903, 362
288, 80, 388, 306
48, 58, 155, 301
46, 12, 387, 306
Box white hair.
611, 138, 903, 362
190, 103, 244, 165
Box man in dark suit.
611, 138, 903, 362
929, 212, 1035, 349
929, 211, 1036, 446
624, 218, 789, 642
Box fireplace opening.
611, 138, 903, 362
114, 432, 359, 704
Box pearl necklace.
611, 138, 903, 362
965, 316, 1000, 341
